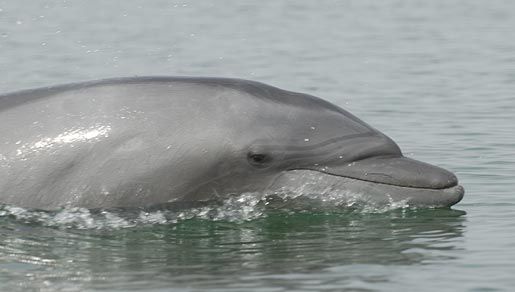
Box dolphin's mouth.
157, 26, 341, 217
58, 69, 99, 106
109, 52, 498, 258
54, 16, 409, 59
303, 156, 459, 190
276, 156, 464, 207
270, 169, 464, 207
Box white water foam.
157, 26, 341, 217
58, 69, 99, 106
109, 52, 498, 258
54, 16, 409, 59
0, 191, 412, 230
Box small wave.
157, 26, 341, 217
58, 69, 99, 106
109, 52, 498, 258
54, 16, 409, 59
0, 191, 413, 230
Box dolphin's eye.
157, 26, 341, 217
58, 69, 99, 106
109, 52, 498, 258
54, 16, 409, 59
247, 152, 273, 167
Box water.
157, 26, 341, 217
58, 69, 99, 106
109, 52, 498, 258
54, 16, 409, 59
0, 0, 514, 291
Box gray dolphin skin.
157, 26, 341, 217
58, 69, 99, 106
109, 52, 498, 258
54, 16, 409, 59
0, 77, 464, 210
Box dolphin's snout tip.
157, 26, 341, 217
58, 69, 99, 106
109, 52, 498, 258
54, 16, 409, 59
451, 184, 465, 205
435, 184, 464, 207
426, 165, 459, 189
318, 156, 460, 190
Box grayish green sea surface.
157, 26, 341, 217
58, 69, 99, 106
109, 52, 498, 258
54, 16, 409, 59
1, 1, 514, 291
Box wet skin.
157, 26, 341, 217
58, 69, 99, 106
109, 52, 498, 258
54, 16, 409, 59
0, 77, 464, 209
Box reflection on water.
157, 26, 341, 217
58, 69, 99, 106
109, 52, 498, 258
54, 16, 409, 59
0, 207, 465, 290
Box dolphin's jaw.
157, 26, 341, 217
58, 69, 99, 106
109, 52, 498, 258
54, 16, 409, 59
302, 156, 460, 190
269, 169, 464, 208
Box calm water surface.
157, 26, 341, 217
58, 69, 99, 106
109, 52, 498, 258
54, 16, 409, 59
1, 1, 514, 291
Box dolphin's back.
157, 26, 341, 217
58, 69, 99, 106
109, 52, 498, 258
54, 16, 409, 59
0, 77, 263, 108
0, 77, 347, 116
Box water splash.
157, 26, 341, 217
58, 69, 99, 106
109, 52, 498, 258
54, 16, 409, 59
0, 191, 413, 230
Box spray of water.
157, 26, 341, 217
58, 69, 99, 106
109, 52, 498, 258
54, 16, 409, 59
0, 189, 416, 230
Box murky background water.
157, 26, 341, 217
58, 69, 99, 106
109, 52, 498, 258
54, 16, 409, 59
1, 0, 514, 291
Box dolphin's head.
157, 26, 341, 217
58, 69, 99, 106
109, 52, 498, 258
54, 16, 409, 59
192, 80, 464, 208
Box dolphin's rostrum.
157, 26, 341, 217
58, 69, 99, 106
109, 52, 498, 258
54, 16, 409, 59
0, 77, 464, 210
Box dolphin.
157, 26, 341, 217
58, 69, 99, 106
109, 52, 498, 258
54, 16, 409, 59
0, 77, 464, 210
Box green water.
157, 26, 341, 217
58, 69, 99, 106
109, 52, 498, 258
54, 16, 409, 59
1, 208, 466, 291
1, 0, 515, 291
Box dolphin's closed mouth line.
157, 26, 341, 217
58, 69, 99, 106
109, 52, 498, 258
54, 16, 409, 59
292, 168, 459, 190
